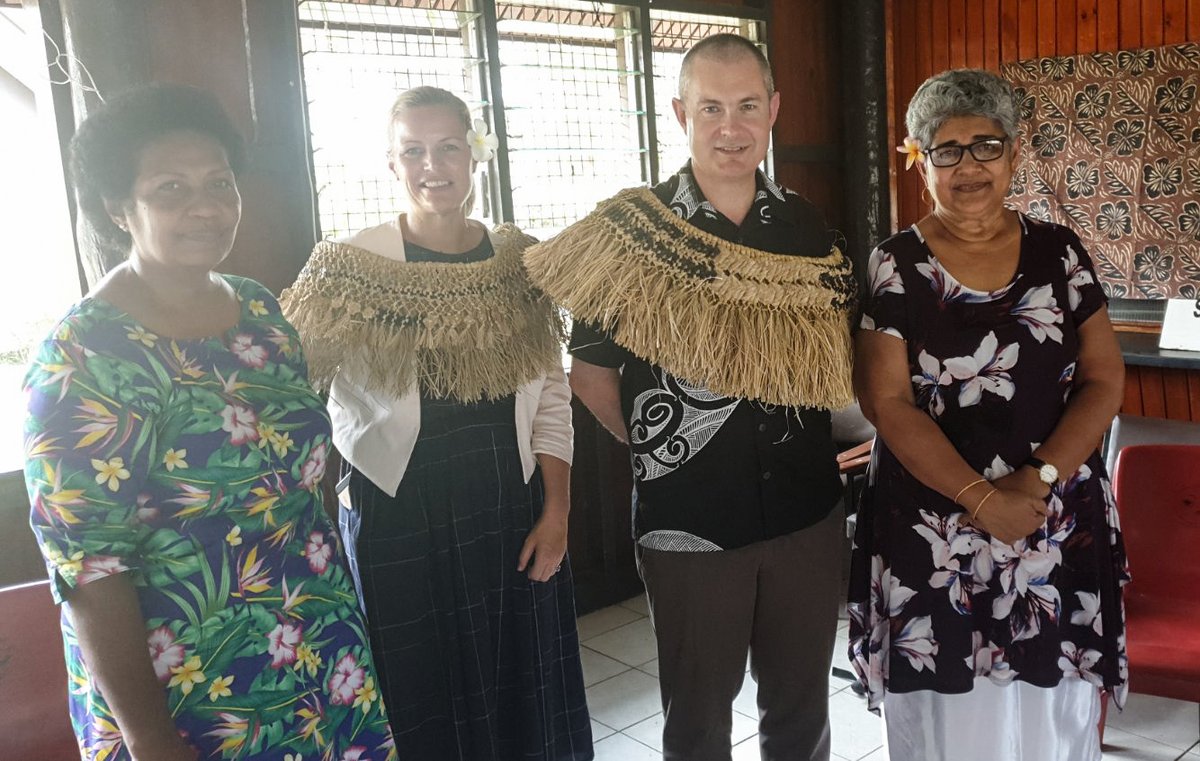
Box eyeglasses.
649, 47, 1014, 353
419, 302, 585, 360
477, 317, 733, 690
926, 137, 1008, 167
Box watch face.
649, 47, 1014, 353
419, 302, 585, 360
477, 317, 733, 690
1038, 464, 1058, 484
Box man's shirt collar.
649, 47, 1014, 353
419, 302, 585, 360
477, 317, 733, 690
656, 161, 796, 230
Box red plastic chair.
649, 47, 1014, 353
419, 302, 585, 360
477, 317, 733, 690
0, 580, 78, 759
1111, 444, 1200, 730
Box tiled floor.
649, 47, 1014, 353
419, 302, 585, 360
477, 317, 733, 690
579, 595, 1200, 761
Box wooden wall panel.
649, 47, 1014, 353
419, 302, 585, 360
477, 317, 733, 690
1078, 0, 1098, 50
1163, 371, 1192, 419
1124, 366, 1200, 421
1189, 371, 1200, 417
1144, 0, 1165, 46
1123, 368, 1146, 415
1098, 0, 1120, 49
887, 0, 1200, 230
985, 0, 1003, 68
768, 0, 844, 230
1164, 0, 1188, 41
950, 0, 968, 66
1118, 0, 1141, 47
1058, 0, 1078, 49
1139, 368, 1168, 418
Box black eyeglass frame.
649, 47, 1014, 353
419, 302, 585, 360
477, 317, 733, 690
925, 137, 1009, 167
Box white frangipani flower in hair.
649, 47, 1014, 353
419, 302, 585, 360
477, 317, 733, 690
466, 118, 499, 162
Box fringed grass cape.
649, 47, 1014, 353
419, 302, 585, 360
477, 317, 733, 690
280, 225, 565, 403
524, 187, 857, 409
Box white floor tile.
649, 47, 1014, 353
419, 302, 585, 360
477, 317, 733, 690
619, 594, 650, 617
578, 602, 1200, 761
591, 731, 660, 761
734, 664, 854, 711
590, 720, 615, 742
637, 658, 660, 678
1106, 693, 1200, 751
827, 689, 884, 761
623, 713, 664, 752
585, 668, 662, 731
584, 617, 659, 668
733, 673, 758, 718
580, 645, 630, 688
831, 627, 855, 679
577, 604, 643, 642
621, 710, 758, 755
1101, 726, 1189, 760
731, 710, 758, 745
732, 735, 760, 761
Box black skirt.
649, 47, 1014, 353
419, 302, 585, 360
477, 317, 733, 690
340, 393, 593, 761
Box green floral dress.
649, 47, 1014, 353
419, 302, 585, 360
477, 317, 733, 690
23, 276, 395, 761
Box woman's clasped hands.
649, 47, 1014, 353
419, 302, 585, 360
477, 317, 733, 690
960, 472, 1050, 545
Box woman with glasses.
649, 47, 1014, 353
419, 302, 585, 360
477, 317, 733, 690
847, 69, 1128, 760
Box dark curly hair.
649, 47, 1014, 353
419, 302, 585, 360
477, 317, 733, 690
68, 83, 247, 256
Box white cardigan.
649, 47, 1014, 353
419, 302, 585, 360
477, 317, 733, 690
327, 219, 574, 498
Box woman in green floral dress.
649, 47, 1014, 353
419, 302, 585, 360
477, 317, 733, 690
22, 84, 394, 760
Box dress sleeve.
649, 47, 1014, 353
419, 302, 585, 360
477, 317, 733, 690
858, 245, 908, 341
240, 277, 310, 377
23, 320, 154, 604
1061, 229, 1107, 326
568, 318, 631, 369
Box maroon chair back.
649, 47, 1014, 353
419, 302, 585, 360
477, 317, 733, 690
0, 580, 79, 759
1113, 444, 1200, 601
1112, 444, 1200, 704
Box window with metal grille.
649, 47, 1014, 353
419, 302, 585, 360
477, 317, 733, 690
494, 2, 644, 238
298, 1, 486, 240
297, 0, 768, 240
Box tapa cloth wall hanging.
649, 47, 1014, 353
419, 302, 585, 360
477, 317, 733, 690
1002, 43, 1200, 299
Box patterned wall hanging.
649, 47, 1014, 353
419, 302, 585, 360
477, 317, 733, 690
1002, 43, 1200, 300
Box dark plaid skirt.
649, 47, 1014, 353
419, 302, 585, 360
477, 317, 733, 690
340, 394, 593, 761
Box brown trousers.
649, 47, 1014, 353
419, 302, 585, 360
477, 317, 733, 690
637, 509, 842, 761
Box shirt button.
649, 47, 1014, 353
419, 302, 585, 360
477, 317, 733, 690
762, 471, 772, 481
757, 423, 768, 432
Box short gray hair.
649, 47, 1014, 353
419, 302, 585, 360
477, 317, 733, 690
905, 69, 1018, 150
678, 33, 774, 99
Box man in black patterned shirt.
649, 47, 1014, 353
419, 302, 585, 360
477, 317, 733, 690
524, 34, 857, 761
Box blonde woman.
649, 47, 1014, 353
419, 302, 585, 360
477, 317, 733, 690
282, 87, 592, 761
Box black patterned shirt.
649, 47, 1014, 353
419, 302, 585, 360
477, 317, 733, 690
569, 164, 844, 552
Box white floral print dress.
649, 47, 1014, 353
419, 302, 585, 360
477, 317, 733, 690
847, 216, 1129, 721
